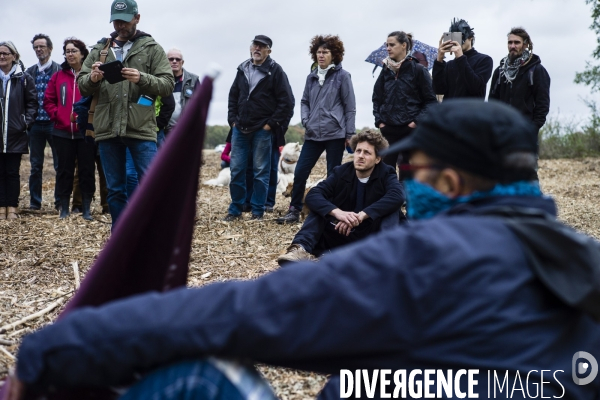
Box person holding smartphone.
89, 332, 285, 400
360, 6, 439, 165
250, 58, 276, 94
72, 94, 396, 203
433, 18, 493, 99
372, 31, 436, 178
44, 38, 96, 221
78, 0, 174, 228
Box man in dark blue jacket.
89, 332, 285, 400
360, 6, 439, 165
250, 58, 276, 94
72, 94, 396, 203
9, 100, 600, 400
432, 18, 493, 99
224, 35, 295, 221
277, 129, 403, 265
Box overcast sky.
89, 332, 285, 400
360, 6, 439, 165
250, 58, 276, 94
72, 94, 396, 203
5, 0, 598, 128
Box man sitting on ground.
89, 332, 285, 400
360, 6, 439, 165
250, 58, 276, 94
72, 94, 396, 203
277, 129, 404, 265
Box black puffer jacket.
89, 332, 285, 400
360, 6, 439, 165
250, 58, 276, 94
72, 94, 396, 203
372, 57, 437, 127
489, 54, 550, 131
0, 66, 37, 154
227, 56, 295, 147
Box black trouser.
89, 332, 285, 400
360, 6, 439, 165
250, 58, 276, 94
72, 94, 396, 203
380, 125, 413, 180
290, 138, 345, 211
53, 136, 96, 198
293, 210, 399, 256
0, 153, 22, 207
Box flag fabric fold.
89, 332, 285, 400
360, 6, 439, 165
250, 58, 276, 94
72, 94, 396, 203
0, 75, 215, 400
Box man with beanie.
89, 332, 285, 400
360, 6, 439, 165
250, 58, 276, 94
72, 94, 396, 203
489, 27, 551, 133
26, 34, 60, 211
433, 18, 493, 99
8, 101, 600, 399
78, 0, 174, 228
223, 35, 294, 221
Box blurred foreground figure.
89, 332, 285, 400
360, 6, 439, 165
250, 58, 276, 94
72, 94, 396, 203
8, 100, 600, 400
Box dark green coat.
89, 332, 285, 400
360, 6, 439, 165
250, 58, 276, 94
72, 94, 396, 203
78, 33, 174, 142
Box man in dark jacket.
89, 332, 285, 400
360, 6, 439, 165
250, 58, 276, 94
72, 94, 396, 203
26, 33, 60, 211
277, 130, 403, 264
8, 101, 600, 400
223, 35, 294, 221
165, 48, 199, 141
489, 27, 551, 133
432, 18, 493, 99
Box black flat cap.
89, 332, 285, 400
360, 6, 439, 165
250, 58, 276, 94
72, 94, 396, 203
385, 99, 539, 181
252, 35, 272, 48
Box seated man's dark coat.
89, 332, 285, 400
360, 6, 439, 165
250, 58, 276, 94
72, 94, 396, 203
305, 161, 404, 232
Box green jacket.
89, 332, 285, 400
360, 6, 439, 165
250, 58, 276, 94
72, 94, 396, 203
78, 33, 175, 142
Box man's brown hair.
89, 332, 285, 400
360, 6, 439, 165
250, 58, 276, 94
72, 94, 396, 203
508, 27, 533, 52
349, 129, 389, 157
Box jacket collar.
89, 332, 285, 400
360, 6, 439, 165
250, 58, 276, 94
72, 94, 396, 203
340, 161, 383, 183
109, 30, 152, 42
238, 56, 275, 73
309, 62, 342, 79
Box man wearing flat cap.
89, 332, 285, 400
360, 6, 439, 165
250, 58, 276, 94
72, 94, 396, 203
223, 35, 295, 221
8, 101, 600, 399
78, 0, 174, 228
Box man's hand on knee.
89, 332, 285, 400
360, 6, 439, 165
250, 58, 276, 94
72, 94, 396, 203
335, 221, 354, 236
330, 209, 360, 227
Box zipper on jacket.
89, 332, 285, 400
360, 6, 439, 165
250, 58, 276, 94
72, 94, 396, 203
71, 70, 76, 138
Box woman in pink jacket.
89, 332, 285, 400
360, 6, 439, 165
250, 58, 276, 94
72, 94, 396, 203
44, 38, 95, 221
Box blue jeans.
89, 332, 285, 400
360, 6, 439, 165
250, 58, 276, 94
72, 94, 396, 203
290, 139, 345, 211
125, 149, 139, 198
98, 137, 157, 227
28, 122, 59, 208
157, 129, 166, 148
228, 127, 272, 216
245, 144, 278, 207
120, 359, 276, 400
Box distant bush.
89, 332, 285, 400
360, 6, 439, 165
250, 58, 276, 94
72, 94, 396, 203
204, 125, 230, 149
539, 102, 600, 159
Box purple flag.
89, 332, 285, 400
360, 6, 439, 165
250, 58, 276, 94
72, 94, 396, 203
1, 75, 215, 400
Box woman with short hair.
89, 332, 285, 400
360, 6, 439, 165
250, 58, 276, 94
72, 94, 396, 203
372, 31, 437, 176
0, 41, 37, 220
277, 34, 356, 224
44, 37, 95, 220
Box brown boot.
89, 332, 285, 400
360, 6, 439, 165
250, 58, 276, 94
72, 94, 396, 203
0, 207, 6, 220
7, 207, 18, 220
277, 244, 316, 266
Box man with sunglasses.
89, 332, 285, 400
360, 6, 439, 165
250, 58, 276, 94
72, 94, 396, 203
277, 129, 403, 265
223, 35, 294, 221
165, 49, 198, 138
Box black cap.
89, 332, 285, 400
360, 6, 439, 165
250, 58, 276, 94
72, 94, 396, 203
385, 99, 539, 181
252, 35, 272, 48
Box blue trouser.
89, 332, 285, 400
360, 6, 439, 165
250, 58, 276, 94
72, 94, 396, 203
243, 144, 278, 207
120, 359, 276, 400
293, 210, 400, 256
157, 129, 166, 148
228, 127, 272, 216
125, 148, 138, 199
290, 139, 345, 211
28, 122, 59, 209
98, 137, 157, 227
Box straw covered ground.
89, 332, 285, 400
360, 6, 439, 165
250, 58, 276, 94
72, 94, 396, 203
0, 149, 599, 398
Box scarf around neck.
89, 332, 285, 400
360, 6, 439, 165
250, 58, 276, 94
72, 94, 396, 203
37, 59, 52, 72
500, 49, 531, 83
382, 55, 408, 74
317, 64, 335, 86
0, 64, 17, 92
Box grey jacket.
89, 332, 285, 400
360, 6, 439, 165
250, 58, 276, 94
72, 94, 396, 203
301, 63, 355, 141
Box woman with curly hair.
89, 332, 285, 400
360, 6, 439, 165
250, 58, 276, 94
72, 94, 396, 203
277, 34, 356, 224
372, 31, 437, 177
44, 38, 95, 220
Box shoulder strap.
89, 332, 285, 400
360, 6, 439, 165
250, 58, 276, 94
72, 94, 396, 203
86, 39, 112, 139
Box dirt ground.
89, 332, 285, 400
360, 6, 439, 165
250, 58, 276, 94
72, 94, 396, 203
0, 148, 599, 398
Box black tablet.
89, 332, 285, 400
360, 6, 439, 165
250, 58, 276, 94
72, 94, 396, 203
98, 60, 126, 84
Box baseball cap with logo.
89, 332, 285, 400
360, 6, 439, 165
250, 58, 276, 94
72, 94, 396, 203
110, 0, 139, 23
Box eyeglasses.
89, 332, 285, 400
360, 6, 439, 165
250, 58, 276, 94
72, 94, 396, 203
399, 163, 447, 179
33, 45, 48, 50
65, 50, 80, 55
251, 42, 269, 50
168, 57, 182, 62
0, 52, 13, 57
